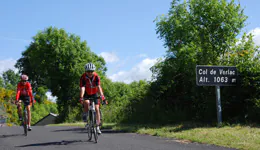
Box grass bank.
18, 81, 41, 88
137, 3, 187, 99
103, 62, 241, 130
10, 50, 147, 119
48, 122, 260, 150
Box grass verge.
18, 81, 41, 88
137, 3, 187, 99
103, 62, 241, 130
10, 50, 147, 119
48, 122, 260, 150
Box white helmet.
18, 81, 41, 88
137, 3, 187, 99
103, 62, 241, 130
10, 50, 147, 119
20, 74, 29, 81
85, 63, 96, 71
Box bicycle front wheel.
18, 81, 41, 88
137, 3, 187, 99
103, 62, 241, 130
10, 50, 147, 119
23, 110, 27, 136
88, 111, 92, 141
92, 111, 98, 143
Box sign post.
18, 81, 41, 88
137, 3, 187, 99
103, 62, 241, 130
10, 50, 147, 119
196, 65, 237, 125
215, 86, 222, 124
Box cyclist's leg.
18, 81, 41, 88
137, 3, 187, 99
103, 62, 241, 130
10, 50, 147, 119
94, 97, 100, 125
98, 98, 103, 125
95, 105, 100, 124
83, 99, 90, 113
26, 105, 31, 125
23, 97, 31, 130
16, 100, 22, 121
83, 92, 90, 113
82, 93, 91, 122
94, 95, 101, 134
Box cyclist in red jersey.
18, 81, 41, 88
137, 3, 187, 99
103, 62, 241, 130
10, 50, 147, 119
79, 63, 106, 134
15, 74, 35, 131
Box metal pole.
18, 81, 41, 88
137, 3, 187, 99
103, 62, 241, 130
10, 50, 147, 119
215, 86, 222, 125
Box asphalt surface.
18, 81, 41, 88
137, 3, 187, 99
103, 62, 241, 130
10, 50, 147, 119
0, 126, 237, 150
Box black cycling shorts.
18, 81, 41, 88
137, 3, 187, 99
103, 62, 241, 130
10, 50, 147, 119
18, 96, 30, 107
83, 93, 99, 105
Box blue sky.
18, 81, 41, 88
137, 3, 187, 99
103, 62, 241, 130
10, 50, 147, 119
0, 0, 260, 86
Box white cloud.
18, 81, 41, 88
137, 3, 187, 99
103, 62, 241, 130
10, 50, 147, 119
100, 52, 119, 63
46, 91, 57, 103
109, 58, 158, 84
248, 27, 260, 46
137, 54, 148, 58
0, 59, 17, 74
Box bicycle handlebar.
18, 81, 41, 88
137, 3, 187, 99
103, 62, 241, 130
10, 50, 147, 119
85, 97, 108, 105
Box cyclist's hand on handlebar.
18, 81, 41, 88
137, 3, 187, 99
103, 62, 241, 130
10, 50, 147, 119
15, 100, 21, 105
102, 99, 108, 105
79, 97, 84, 104
100, 95, 105, 101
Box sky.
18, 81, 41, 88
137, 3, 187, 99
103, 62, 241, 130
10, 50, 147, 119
0, 0, 260, 101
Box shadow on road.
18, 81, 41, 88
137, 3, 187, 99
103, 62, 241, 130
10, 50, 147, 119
0, 134, 25, 138
16, 140, 91, 147
101, 129, 129, 134
51, 127, 84, 132
51, 127, 130, 134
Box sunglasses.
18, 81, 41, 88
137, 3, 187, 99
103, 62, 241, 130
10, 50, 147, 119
86, 71, 94, 73
21, 80, 27, 82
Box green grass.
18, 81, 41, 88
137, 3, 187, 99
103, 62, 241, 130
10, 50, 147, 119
48, 122, 260, 150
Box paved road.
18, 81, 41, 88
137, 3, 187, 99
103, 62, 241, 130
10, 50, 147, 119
0, 126, 236, 150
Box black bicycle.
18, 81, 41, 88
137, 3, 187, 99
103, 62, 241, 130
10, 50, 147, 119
17, 100, 28, 136
18, 100, 34, 136
84, 97, 107, 143
86, 97, 99, 143
22, 104, 28, 136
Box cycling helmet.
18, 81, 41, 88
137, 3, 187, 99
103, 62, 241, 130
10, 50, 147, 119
85, 63, 96, 71
21, 74, 29, 81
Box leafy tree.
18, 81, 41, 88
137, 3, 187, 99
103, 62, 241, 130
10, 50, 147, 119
0, 77, 4, 88
35, 86, 48, 104
2, 69, 20, 90
15, 26, 106, 122
141, 0, 250, 123
220, 33, 260, 122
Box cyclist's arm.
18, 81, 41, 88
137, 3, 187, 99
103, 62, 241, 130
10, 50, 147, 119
15, 83, 21, 102
97, 85, 104, 96
27, 83, 34, 103
96, 76, 104, 96
98, 85, 107, 104
79, 74, 86, 98
80, 87, 85, 98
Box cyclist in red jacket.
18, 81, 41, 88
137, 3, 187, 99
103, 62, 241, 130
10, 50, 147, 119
79, 63, 106, 134
15, 74, 35, 131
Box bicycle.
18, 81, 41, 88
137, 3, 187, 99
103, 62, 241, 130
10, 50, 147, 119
83, 97, 107, 143
85, 97, 99, 143
22, 104, 28, 136
17, 100, 34, 136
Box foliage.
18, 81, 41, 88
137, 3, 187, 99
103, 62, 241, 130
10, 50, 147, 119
119, 0, 260, 124
1, 69, 20, 90
9, 0, 260, 125
15, 26, 106, 122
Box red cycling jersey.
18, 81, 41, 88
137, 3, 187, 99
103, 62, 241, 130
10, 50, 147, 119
80, 72, 100, 95
16, 81, 34, 102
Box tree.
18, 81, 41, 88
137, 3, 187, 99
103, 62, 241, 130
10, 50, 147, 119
147, 0, 249, 122
2, 69, 20, 90
35, 86, 48, 104
15, 26, 106, 122
0, 77, 4, 88
155, 0, 247, 65
220, 33, 260, 122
